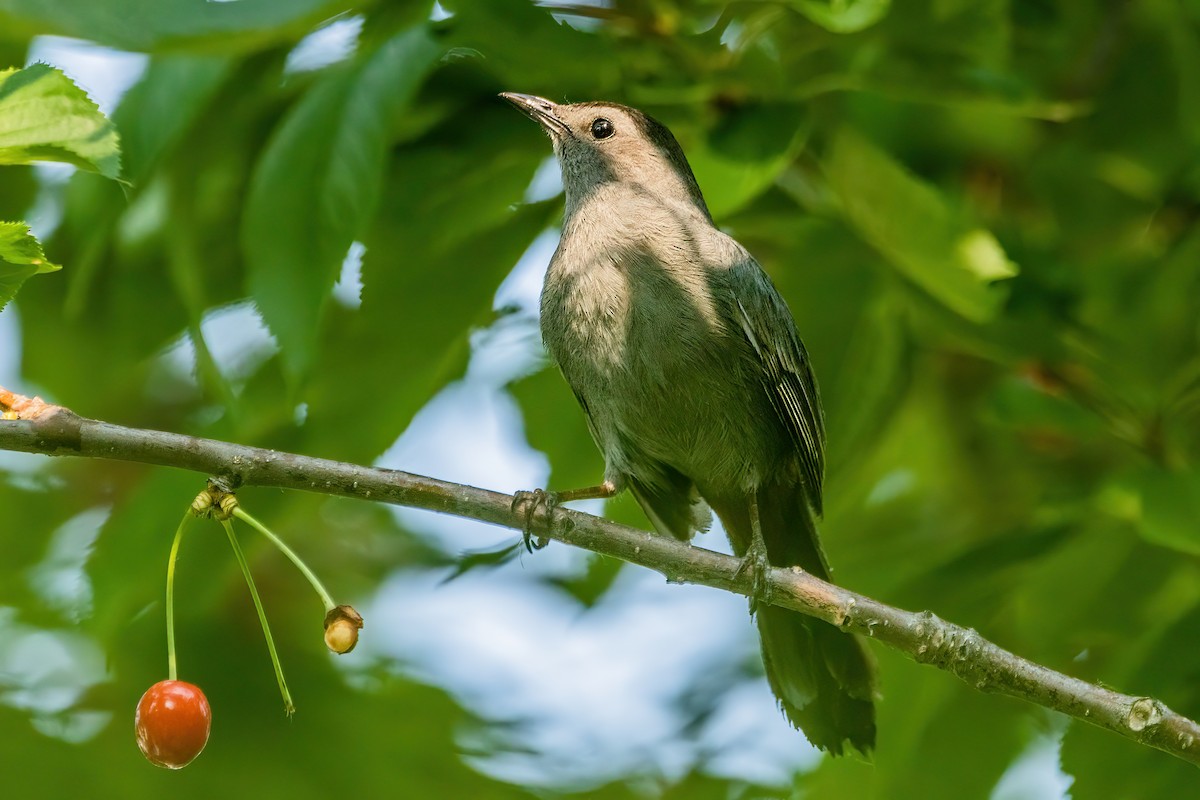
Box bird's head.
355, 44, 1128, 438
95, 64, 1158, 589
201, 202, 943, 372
501, 93, 709, 218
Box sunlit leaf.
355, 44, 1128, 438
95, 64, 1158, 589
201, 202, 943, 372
0, 220, 59, 311
0, 63, 120, 178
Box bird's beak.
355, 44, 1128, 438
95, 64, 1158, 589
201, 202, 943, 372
500, 92, 570, 137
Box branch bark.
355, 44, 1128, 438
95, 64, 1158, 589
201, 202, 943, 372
2, 385, 1198, 766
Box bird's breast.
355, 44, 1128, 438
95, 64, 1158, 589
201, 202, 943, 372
540, 251, 631, 378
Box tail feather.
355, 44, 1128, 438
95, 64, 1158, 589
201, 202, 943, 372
711, 482, 877, 755
628, 470, 712, 541
757, 606, 876, 754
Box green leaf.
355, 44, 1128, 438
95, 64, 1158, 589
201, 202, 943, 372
825, 128, 1017, 321
1061, 599, 1200, 799
0, 63, 120, 178
806, 651, 1030, 797
441, 0, 620, 90
549, 553, 625, 607
0, 0, 356, 54
115, 55, 233, 181
823, 293, 912, 478
299, 102, 551, 462
1162, 0, 1200, 146
0, 154, 37, 220
685, 103, 808, 219
0, 220, 60, 311
790, 0, 891, 33
1127, 466, 1200, 556
442, 541, 524, 583
243, 26, 441, 385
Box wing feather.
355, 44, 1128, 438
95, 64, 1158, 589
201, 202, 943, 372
731, 262, 826, 514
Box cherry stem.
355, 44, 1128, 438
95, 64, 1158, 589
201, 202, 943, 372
165, 511, 192, 682
220, 518, 295, 716
231, 506, 336, 612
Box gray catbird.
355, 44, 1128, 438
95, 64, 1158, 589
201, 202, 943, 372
502, 92, 877, 755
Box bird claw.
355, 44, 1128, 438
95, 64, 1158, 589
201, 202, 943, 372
511, 488, 559, 552
736, 536, 774, 614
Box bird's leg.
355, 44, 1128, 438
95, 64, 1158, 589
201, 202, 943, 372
510, 488, 553, 552
511, 480, 619, 552
736, 492, 774, 614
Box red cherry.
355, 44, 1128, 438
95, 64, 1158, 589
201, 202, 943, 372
135, 680, 212, 769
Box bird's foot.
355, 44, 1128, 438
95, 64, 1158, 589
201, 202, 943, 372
511, 488, 560, 552
736, 535, 774, 614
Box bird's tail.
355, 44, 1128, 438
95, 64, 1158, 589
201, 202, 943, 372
715, 483, 877, 755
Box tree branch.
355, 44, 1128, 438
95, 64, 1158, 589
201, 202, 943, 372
2, 385, 1198, 766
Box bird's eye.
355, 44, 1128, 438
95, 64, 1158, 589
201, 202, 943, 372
590, 118, 615, 140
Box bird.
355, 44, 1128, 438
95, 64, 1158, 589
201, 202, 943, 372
501, 92, 877, 755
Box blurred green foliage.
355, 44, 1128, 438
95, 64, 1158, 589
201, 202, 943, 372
2, 0, 1200, 797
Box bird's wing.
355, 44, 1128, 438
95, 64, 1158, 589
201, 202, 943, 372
727, 258, 827, 515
